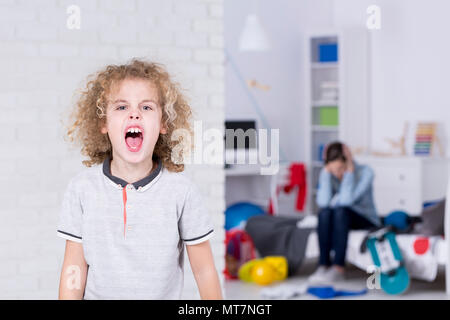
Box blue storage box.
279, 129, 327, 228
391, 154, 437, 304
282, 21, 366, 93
319, 43, 338, 62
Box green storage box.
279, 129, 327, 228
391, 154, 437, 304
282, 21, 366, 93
319, 106, 338, 126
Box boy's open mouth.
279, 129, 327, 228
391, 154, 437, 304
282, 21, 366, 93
124, 126, 144, 152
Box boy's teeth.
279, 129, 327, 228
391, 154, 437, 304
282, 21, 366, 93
127, 128, 142, 133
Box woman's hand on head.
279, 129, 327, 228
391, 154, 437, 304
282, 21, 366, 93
343, 145, 354, 172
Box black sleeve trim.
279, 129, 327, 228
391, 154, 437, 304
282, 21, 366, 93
57, 230, 82, 240
183, 229, 214, 242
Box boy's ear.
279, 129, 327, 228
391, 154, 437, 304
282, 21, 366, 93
101, 126, 108, 134
160, 124, 167, 135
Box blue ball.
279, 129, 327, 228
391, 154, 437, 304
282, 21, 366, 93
225, 202, 265, 231
384, 211, 410, 230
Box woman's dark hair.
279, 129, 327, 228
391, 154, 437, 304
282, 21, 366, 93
324, 141, 347, 164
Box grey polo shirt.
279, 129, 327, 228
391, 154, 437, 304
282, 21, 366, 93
57, 156, 215, 299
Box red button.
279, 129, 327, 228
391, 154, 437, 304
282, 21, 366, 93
413, 237, 429, 255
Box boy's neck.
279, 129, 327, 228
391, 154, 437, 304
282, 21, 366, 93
110, 153, 155, 185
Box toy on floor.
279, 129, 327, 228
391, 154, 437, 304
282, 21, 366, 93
225, 229, 256, 279
366, 227, 410, 295
260, 283, 308, 299
225, 202, 265, 231
307, 286, 367, 299
260, 283, 367, 299
224, 202, 265, 279
238, 256, 288, 286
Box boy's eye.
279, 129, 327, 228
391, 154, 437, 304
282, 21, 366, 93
116, 105, 127, 110
143, 105, 153, 111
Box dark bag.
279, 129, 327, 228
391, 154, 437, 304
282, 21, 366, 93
245, 215, 313, 276
415, 199, 446, 236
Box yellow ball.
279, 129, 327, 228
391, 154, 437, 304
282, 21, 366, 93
250, 261, 275, 286
238, 259, 259, 282
263, 256, 288, 281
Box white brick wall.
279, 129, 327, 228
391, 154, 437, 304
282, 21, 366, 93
0, 0, 225, 299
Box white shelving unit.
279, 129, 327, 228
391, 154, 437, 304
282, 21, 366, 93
311, 62, 338, 69
304, 28, 370, 215
312, 100, 339, 107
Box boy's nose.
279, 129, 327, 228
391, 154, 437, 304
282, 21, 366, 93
129, 110, 140, 120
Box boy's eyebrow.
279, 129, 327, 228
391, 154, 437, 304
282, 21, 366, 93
141, 99, 159, 105
112, 99, 128, 104
111, 99, 159, 105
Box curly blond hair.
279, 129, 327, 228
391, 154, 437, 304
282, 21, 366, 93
67, 59, 193, 172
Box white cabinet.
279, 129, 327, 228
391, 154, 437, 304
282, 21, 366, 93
355, 156, 449, 216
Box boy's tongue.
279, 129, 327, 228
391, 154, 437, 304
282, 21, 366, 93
126, 135, 142, 149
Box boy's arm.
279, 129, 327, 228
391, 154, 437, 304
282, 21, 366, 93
186, 240, 223, 300
58, 240, 88, 300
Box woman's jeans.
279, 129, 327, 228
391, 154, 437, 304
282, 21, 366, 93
318, 207, 375, 267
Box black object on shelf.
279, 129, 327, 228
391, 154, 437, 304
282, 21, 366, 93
224, 120, 257, 150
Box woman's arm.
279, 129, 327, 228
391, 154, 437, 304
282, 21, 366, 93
336, 145, 373, 206
338, 166, 374, 206
186, 240, 223, 300
316, 167, 333, 208
58, 240, 88, 300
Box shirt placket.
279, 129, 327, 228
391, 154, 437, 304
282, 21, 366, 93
122, 183, 136, 239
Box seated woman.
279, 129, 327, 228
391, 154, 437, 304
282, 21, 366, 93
309, 142, 381, 284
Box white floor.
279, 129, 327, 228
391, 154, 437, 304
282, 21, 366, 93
224, 259, 449, 300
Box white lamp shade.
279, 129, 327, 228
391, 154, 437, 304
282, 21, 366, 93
238, 14, 270, 52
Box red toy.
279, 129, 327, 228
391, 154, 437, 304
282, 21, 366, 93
224, 229, 256, 279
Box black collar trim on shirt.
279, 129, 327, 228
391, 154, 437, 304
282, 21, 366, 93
102, 155, 163, 189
